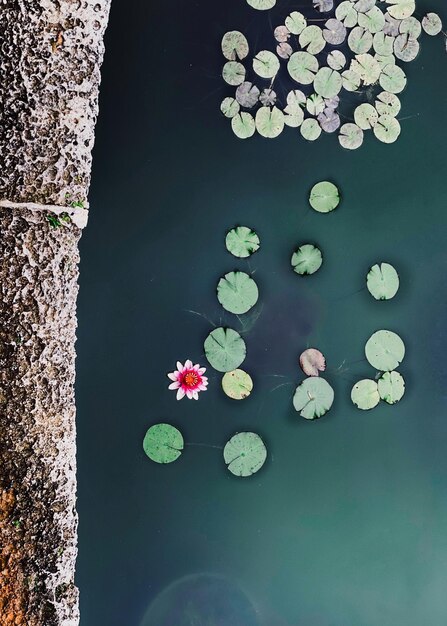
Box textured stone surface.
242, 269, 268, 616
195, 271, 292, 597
0, 1, 111, 624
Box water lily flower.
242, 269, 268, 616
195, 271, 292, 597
167, 360, 208, 400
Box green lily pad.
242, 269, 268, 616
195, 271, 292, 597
351, 379, 380, 410
375, 91, 401, 117
400, 16, 422, 39
300, 118, 322, 141
373, 114, 401, 143
336, 1, 359, 28
246, 0, 276, 9
291, 244, 323, 275
225, 226, 260, 258
373, 32, 395, 56
351, 53, 381, 85
342, 69, 361, 92
284, 103, 305, 128
339, 123, 364, 149
365, 330, 405, 372
309, 181, 340, 213
327, 50, 347, 70
143, 423, 184, 464
253, 50, 280, 79
220, 97, 240, 119
255, 106, 284, 138
422, 13, 442, 36
306, 94, 325, 116
367, 262, 399, 300
288, 51, 319, 85
299, 25, 326, 55
358, 7, 385, 33
313, 68, 343, 98
285, 11, 307, 35
354, 103, 378, 129
222, 369, 253, 400
221, 31, 249, 61
224, 432, 267, 477
348, 26, 373, 54
222, 61, 246, 86
204, 327, 246, 372
231, 112, 256, 139
217, 271, 259, 315
394, 34, 419, 62
378, 371, 405, 404
379, 64, 407, 94
293, 377, 335, 419
385, 0, 415, 20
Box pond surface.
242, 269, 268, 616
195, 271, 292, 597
76, 1, 447, 624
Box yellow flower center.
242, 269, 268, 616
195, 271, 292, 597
183, 371, 199, 388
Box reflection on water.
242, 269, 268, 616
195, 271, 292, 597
140, 574, 260, 626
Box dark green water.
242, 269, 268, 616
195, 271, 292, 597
76, 1, 447, 624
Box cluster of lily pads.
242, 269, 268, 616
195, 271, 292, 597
221, 1, 444, 147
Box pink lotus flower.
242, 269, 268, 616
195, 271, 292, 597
167, 360, 208, 400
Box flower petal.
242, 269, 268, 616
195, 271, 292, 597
176, 388, 186, 400
168, 382, 180, 390
176, 361, 184, 372
186, 389, 194, 399
198, 384, 207, 391
192, 391, 199, 400
198, 367, 206, 375
167, 372, 178, 381
185, 359, 193, 370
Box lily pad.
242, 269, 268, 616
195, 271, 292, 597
300, 118, 322, 141
351, 379, 380, 410
217, 271, 259, 315
221, 97, 240, 119
143, 423, 184, 464
236, 82, 260, 108
299, 25, 326, 55
231, 112, 256, 139
314, 0, 334, 12
336, 1, 359, 28
379, 64, 407, 93
300, 348, 326, 377
222, 61, 246, 86
383, 13, 401, 36
348, 26, 373, 54
287, 90, 307, 106
339, 123, 364, 149
274, 25, 290, 42
358, 7, 385, 33
306, 94, 325, 116
291, 244, 323, 275
285, 11, 307, 35
293, 377, 334, 419
223, 432, 267, 477
314, 67, 343, 98
327, 50, 347, 70
222, 369, 253, 400
385, 0, 415, 20
309, 181, 340, 213
288, 51, 319, 85
277, 42, 293, 59
373, 32, 395, 56
226, 226, 260, 258
394, 34, 419, 62
255, 106, 284, 138
373, 114, 401, 143
246, 0, 276, 9
422, 13, 442, 36
284, 103, 305, 128
354, 103, 378, 129
204, 327, 246, 372
378, 371, 405, 404
342, 69, 362, 92
365, 329, 405, 371
374, 53, 396, 70
351, 53, 381, 85
367, 262, 399, 299
375, 91, 401, 116
400, 16, 422, 39
253, 50, 280, 79
259, 89, 277, 106
221, 31, 249, 61
323, 19, 347, 45
355, 0, 376, 11
318, 108, 341, 133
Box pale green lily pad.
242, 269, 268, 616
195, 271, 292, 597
355, 0, 376, 12
285, 11, 307, 35
226, 226, 260, 258
224, 432, 267, 477
222, 61, 246, 86
288, 51, 319, 85
220, 97, 240, 119
314, 68, 343, 98
221, 31, 249, 61
358, 7, 385, 33
247, 0, 276, 9
287, 89, 306, 106
253, 50, 280, 79
394, 34, 419, 62
379, 64, 407, 93
374, 53, 396, 70
365, 330, 405, 371
336, 1, 359, 28
309, 181, 340, 213
231, 112, 256, 139
293, 377, 334, 419
351, 53, 381, 85
367, 262, 399, 300
222, 369, 253, 400
378, 371, 405, 404
284, 103, 305, 128
291, 244, 323, 275
301, 118, 322, 141
327, 50, 347, 70
299, 25, 326, 54
306, 94, 325, 116
339, 123, 364, 149
348, 26, 373, 54
255, 106, 284, 138
354, 103, 378, 129
373, 32, 395, 56
373, 114, 401, 143
143, 423, 184, 464
386, 0, 415, 20
375, 91, 401, 116
342, 69, 361, 92
422, 13, 442, 36
217, 271, 259, 315
204, 327, 246, 372
400, 16, 422, 39
351, 379, 380, 410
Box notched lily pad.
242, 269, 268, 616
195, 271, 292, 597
143, 423, 184, 464
422, 13, 442, 36
301, 118, 322, 141
226, 226, 260, 258
288, 51, 319, 85
204, 327, 246, 372
293, 377, 334, 419
378, 371, 405, 404
339, 123, 364, 149
285, 11, 307, 35
300, 348, 326, 377
351, 379, 380, 410
224, 432, 267, 477
231, 112, 256, 139
236, 82, 260, 108
365, 329, 405, 371
220, 97, 240, 119
246, 0, 276, 10
255, 106, 284, 138
367, 262, 399, 300
309, 181, 340, 213
291, 244, 323, 275
253, 50, 280, 79
373, 114, 401, 143
354, 103, 378, 129
221, 31, 249, 61
222, 61, 246, 86
217, 271, 259, 315
222, 369, 253, 400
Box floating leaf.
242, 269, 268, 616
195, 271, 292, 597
327, 50, 347, 70
373, 31, 395, 56
221, 97, 240, 119
300, 348, 326, 377
222, 369, 253, 400
288, 52, 319, 84
422, 13, 442, 36
378, 371, 405, 404
204, 327, 246, 372
284, 103, 305, 128
385, 0, 415, 20
253, 50, 280, 79
143, 423, 184, 464
274, 25, 290, 43
383, 13, 401, 36
318, 108, 341, 133
222, 61, 246, 86
323, 19, 347, 45
354, 103, 378, 129
259, 88, 277, 106
351, 379, 380, 410
358, 7, 385, 34
285, 11, 307, 35
314, 67, 343, 98
400, 16, 422, 39
355, 0, 376, 12
342, 69, 362, 91
299, 25, 326, 55
300, 118, 322, 141
223, 432, 267, 477
293, 377, 334, 419
336, 1, 359, 28
217, 271, 259, 315
306, 94, 325, 116
255, 106, 284, 138
246, 0, 276, 10
339, 123, 364, 149
350, 53, 381, 85
314, 0, 334, 12
235, 82, 260, 108
373, 114, 401, 143
348, 26, 373, 54
365, 330, 405, 371
221, 31, 249, 61
394, 34, 419, 62
379, 64, 407, 93
291, 244, 323, 275
287, 89, 307, 106
367, 262, 399, 300
374, 53, 396, 70
325, 95, 340, 110
309, 181, 340, 213
375, 91, 401, 116
225, 226, 260, 258
277, 42, 293, 59
231, 112, 256, 139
